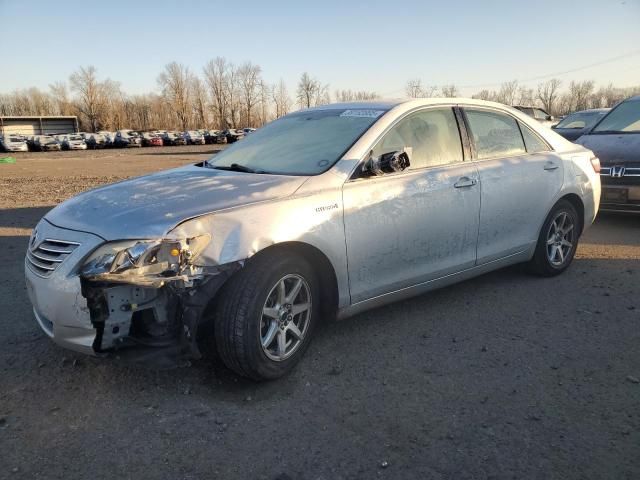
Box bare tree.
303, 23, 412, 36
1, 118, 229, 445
272, 79, 290, 119
295, 72, 330, 108
440, 84, 459, 98
203, 57, 231, 129
405, 79, 423, 98
334, 89, 379, 102
225, 63, 240, 128
472, 89, 492, 101
157, 62, 193, 130
238, 62, 262, 127
536, 78, 562, 115
517, 86, 535, 106
49, 81, 74, 116
567, 80, 595, 111
258, 80, 270, 125
191, 76, 208, 127
496, 80, 519, 105
69, 66, 112, 132
297, 72, 318, 108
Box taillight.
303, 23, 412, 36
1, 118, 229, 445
590, 156, 601, 173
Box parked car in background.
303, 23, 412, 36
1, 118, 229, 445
513, 106, 555, 127
141, 132, 163, 147
61, 134, 88, 150
85, 133, 108, 149
551, 108, 610, 141
242, 128, 256, 136
25, 99, 600, 380
0, 135, 29, 152
162, 131, 186, 146
97, 131, 115, 147
26, 135, 37, 151
184, 130, 205, 145
576, 96, 640, 213
223, 128, 244, 143
204, 130, 226, 144
113, 130, 142, 148
33, 135, 61, 151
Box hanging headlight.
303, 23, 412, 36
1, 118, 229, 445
80, 234, 211, 285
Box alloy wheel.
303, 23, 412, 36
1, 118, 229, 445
546, 211, 575, 267
260, 274, 312, 361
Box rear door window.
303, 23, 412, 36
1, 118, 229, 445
464, 109, 526, 160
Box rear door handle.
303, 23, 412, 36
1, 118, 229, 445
454, 176, 477, 188
544, 161, 559, 171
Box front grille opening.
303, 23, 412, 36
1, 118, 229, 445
27, 238, 80, 277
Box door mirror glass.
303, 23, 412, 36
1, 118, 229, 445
363, 149, 411, 176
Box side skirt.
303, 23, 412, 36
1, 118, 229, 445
336, 249, 532, 320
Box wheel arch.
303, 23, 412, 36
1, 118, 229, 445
248, 241, 339, 319
558, 193, 585, 235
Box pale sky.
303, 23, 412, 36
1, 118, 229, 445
1, 0, 639, 97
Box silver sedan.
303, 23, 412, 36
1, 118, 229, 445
25, 98, 601, 380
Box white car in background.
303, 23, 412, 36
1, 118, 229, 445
1, 136, 29, 152
184, 130, 205, 145
513, 106, 556, 128
61, 134, 88, 150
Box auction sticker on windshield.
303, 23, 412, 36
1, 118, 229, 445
340, 110, 385, 118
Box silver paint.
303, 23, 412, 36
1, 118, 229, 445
25, 98, 601, 354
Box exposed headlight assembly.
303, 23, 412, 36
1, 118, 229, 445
80, 234, 211, 287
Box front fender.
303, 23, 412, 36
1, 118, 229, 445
169, 188, 351, 308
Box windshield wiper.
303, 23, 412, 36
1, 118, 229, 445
212, 163, 265, 174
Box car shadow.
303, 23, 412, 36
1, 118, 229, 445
140, 149, 221, 156
0, 206, 51, 230
583, 213, 640, 247
4, 206, 639, 400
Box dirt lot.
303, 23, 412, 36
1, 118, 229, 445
1, 146, 639, 480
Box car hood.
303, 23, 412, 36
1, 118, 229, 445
576, 133, 640, 164
45, 165, 308, 240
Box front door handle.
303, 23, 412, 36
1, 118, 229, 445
454, 176, 477, 188
544, 161, 559, 171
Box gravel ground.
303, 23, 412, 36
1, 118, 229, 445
1, 147, 639, 479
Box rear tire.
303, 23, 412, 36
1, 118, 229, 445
527, 199, 580, 276
214, 251, 319, 380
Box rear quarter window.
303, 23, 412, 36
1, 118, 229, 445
519, 122, 551, 153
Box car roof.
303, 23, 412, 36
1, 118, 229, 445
306, 97, 538, 113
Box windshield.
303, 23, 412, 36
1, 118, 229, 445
69, 135, 82, 141
206, 108, 386, 175
593, 100, 640, 133
556, 110, 608, 129
533, 109, 549, 120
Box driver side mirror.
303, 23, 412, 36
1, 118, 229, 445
363, 150, 411, 176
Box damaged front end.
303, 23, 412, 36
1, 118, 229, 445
79, 234, 241, 363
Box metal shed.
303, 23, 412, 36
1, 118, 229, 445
0, 116, 78, 136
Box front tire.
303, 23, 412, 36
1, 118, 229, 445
528, 199, 580, 276
214, 251, 319, 380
